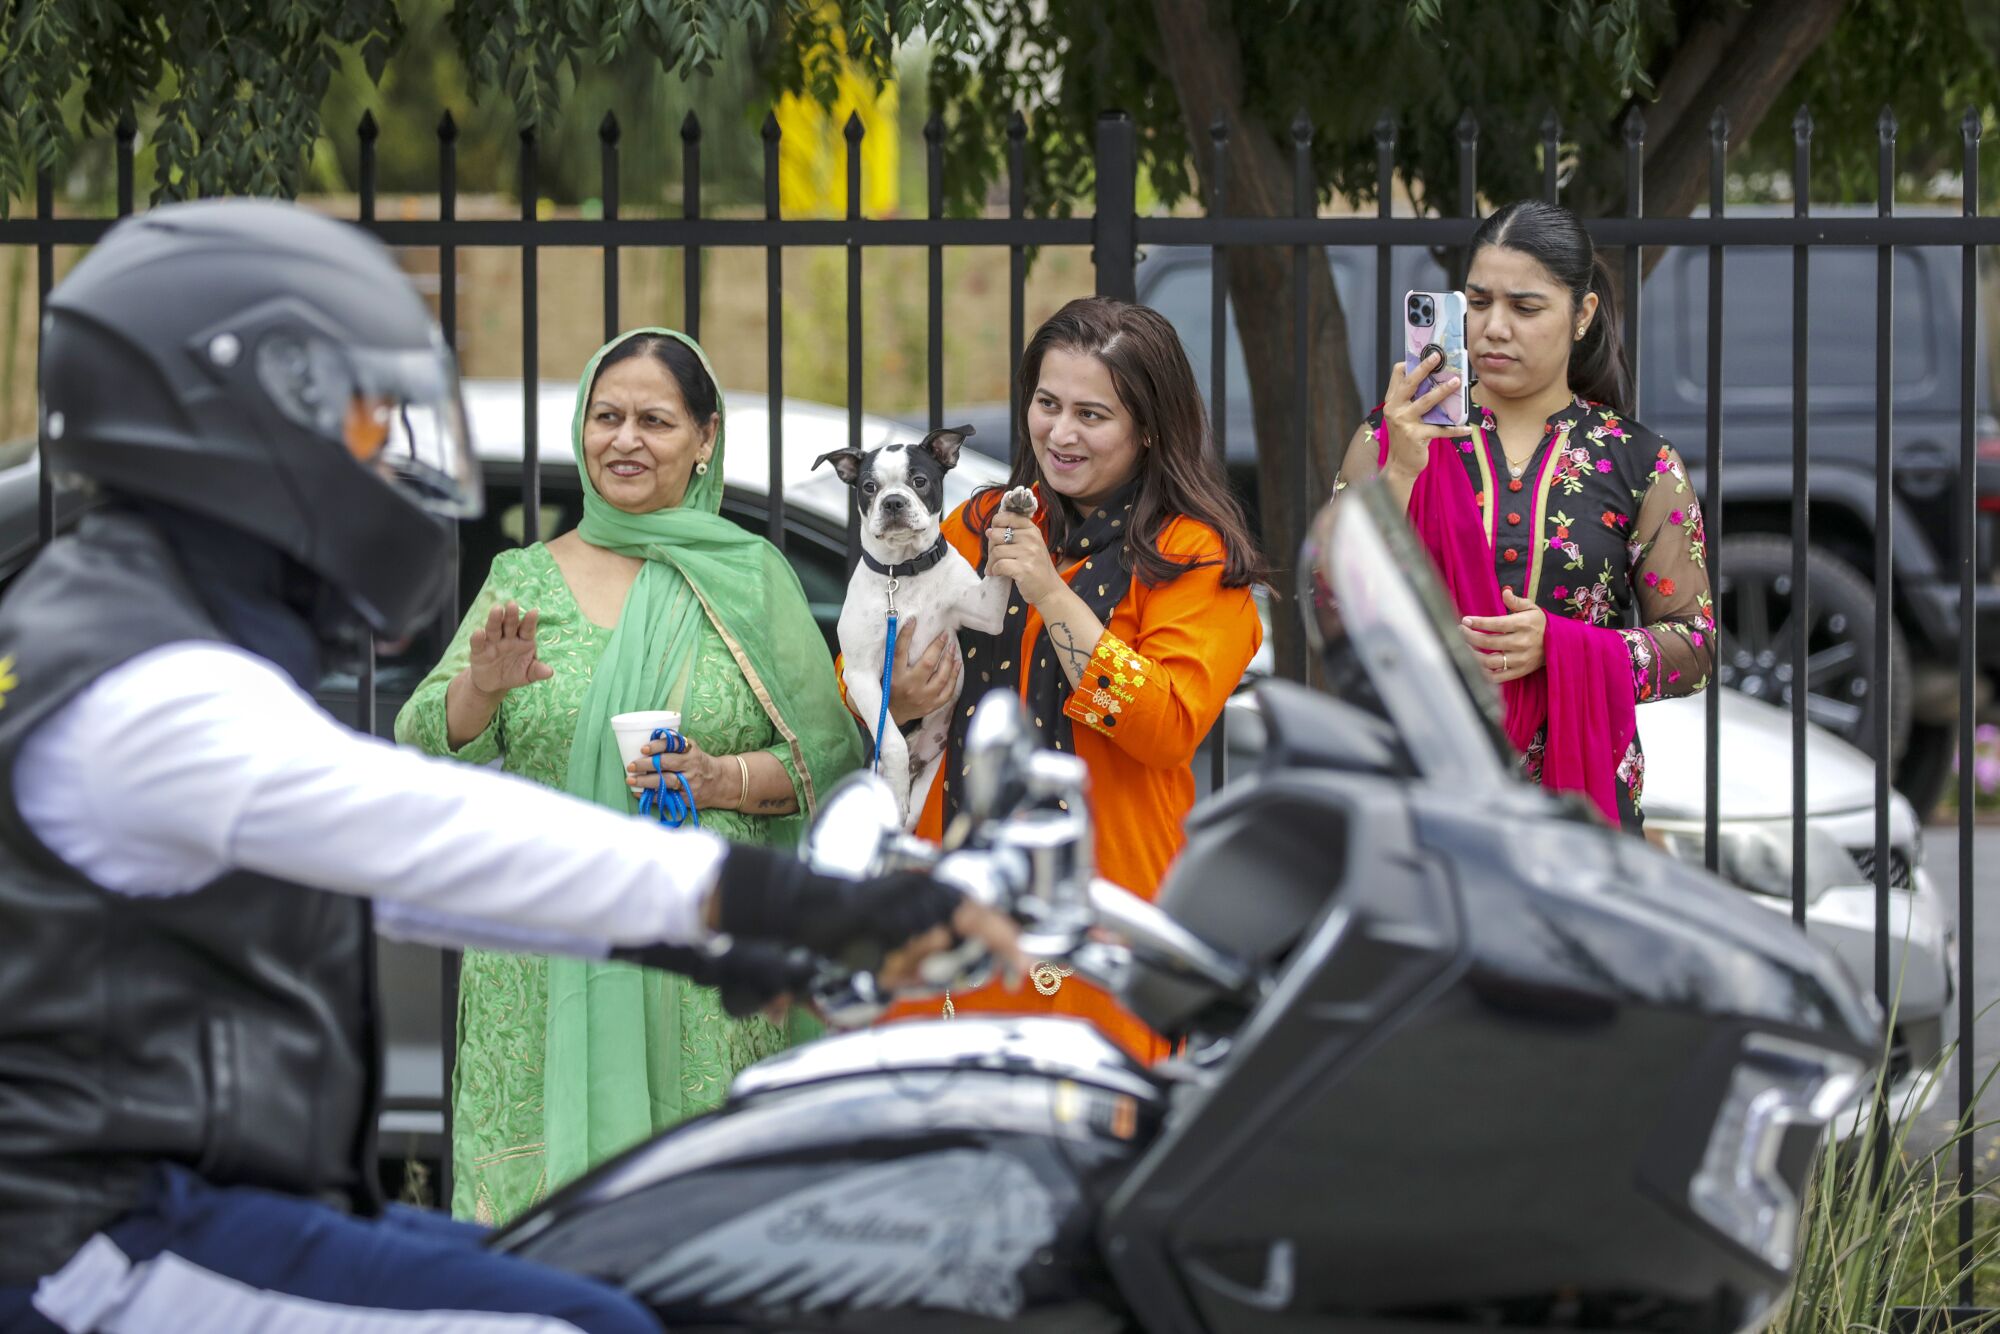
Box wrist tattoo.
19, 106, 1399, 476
1049, 620, 1093, 678
755, 797, 791, 810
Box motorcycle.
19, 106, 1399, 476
492, 481, 1881, 1333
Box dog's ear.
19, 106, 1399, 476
916, 424, 975, 471
812, 447, 864, 486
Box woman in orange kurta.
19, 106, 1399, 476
880, 297, 1265, 1061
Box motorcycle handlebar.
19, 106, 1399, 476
797, 857, 1260, 1032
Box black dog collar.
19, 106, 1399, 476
860, 536, 951, 578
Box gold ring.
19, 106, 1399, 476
1501, 652, 1509, 674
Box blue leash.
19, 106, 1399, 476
638, 727, 700, 827
870, 577, 901, 773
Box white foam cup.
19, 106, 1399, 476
610, 710, 683, 770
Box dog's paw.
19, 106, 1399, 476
1000, 485, 1037, 516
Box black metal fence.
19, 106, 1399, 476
4, 100, 1997, 1300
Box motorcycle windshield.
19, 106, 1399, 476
1302, 479, 1516, 788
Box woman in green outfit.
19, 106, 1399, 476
396, 328, 865, 1225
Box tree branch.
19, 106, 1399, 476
1641, 0, 1845, 227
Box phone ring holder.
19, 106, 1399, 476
638, 726, 700, 828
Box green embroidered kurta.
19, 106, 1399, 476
396, 542, 821, 1224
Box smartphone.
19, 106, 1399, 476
1403, 289, 1470, 428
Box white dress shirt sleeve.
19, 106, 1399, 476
13, 641, 725, 952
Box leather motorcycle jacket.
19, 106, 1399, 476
0, 508, 381, 1284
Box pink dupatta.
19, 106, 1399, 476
1377, 426, 1637, 824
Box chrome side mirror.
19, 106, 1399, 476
1007, 750, 1096, 959
802, 772, 903, 879
960, 689, 1038, 828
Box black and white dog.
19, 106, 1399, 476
815, 425, 1035, 824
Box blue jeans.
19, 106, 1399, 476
0, 1164, 658, 1332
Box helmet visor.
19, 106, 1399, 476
257, 330, 483, 519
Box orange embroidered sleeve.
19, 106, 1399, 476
1062, 546, 1261, 769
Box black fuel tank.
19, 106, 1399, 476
493, 1018, 1162, 1333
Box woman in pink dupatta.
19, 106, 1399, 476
1339, 200, 1714, 832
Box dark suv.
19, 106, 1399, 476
965, 222, 1996, 814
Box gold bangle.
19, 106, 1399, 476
734, 753, 751, 809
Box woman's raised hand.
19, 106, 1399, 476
1380, 351, 1473, 485
467, 601, 555, 697
986, 507, 1063, 607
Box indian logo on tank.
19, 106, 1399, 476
631, 1149, 1058, 1319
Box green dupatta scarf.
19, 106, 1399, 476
542, 328, 863, 1188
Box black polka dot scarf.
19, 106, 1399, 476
942, 480, 1138, 819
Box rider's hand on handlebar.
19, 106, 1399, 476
706, 844, 1026, 986
614, 938, 820, 1019
878, 898, 1027, 991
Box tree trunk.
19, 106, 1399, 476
1585, 0, 1845, 288
1150, 0, 1359, 685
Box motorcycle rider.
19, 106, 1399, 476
0, 199, 1016, 1333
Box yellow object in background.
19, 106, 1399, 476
775, 59, 899, 218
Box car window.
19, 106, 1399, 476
717, 495, 846, 657
1141, 249, 1453, 426
1662, 247, 1941, 408
1146, 263, 1256, 424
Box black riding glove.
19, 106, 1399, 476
613, 939, 820, 1019
710, 843, 963, 972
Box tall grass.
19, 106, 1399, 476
1774, 1024, 2000, 1332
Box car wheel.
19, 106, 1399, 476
1714, 535, 1912, 767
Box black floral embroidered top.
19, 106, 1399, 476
1358, 396, 1715, 827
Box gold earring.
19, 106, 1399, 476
695, 459, 709, 476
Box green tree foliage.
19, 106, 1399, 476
0, 0, 971, 210
1737, 0, 2000, 204
922, 0, 1673, 221
5, 2, 1992, 214
311, 0, 778, 207
1, 0, 401, 204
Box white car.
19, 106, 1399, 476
1640, 691, 1955, 1129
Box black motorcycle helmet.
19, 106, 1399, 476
39, 199, 480, 638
